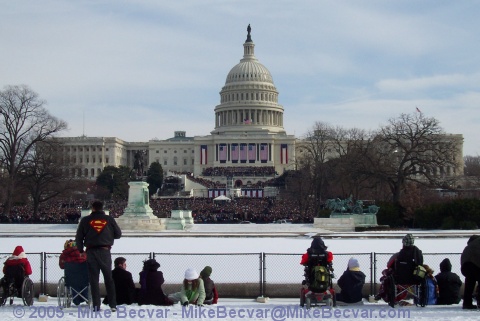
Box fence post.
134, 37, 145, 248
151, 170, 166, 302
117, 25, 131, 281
40, 252, 45, 295
260, 252, 265, 297
372, 252, 377, 296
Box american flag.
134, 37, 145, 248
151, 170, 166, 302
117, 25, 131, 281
231, 144, 239, 162
219, 145, 227, 162
260, 144, 268, 162
244, 118, 252, 124
248, 144, 256, 162
240, 144, 247, 162
200, 145, 208, 165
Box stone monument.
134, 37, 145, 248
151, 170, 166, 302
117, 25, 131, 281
327, 197, 379, 227
166, 197, 194, 230
116, 181, 166, 231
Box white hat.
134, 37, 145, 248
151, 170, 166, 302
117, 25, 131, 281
184, 268, 199, 281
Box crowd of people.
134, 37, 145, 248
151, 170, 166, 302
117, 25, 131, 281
0, 196, 316, 224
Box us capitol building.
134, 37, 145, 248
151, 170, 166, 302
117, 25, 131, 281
57, 25, 464, 192
57, 26, 296, 189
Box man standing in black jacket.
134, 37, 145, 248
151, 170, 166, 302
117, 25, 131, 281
76, 200, 122, 312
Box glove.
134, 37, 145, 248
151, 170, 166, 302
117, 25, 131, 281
182, 301, 189, 306
197, 304, 204, 307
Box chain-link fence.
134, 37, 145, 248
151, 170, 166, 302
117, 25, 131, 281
0, 252, 464, 298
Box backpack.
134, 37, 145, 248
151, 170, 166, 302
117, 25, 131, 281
309, 265, 330, 292
395, 247, 422, 284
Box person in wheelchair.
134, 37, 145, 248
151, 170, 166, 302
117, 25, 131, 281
59, 239, 86, 269
58, 240, 89, 306
2, 246, 32, 296
1, 245, 34, 306
300, 237, 335, 307
377, 234, 426, 307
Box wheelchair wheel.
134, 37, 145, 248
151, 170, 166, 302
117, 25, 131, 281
305, 296, 312, 309
57, 277, 69, 308
21, 278, 34, 306
0, 280, 7, 306
387, 275, 396, 308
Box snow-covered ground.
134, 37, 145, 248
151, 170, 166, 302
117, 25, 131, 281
1, 224, 479, 320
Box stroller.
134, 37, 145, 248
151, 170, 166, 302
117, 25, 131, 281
300, 249, 336, 308
57, 261, 91, 308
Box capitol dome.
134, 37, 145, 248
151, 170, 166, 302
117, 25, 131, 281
212, 25, 285, 135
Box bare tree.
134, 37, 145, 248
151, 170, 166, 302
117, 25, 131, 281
19, 140, 77, 219
359, 112, 461, 206
0, 85, 67, 217
296, 122, 338, 212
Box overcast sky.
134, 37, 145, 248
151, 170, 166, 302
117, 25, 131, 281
1, 1, 479, 156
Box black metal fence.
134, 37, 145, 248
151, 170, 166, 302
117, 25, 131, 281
1, 252, 463, 298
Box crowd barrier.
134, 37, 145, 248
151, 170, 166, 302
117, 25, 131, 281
0, 252, 462, 298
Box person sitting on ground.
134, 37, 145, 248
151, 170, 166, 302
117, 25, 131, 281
199, 266, 218, 305
435, 258, 462, 305
137, 258, 172, 306
3, 245, 33, 276
104, 257, 136, 306
336, 257, 366, 304
59, 239, 86, 269
168, 268, 205, 306
460, 235, 480, 310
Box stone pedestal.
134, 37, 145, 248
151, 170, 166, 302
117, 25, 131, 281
330, 213, 378, 227
116, 181, 166, 231
313, 217, 355, 232
166, 209, 194, 230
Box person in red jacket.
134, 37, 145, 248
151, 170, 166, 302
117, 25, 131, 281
3, 245, 32, 276
59, 239, 87, 269
300, 237, 333, 265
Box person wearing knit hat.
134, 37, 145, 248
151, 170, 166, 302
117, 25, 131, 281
3, 245, 33, 276
200, 266, 218, 304
59, 239, 86, 269
435, 258, 462, 305
402, 234, 415, 247
336, 257, 366, 304
168, 268, 206, 306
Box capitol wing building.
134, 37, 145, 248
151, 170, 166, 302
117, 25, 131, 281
58, 26, 296, 193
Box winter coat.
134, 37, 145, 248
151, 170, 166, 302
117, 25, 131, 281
337, 269, 366, 303
201, 276, 218, 304
461, 236, 480, 269
300, 238, 333, 265
59, 247, 86, 269
180, 278, 206, 305
138, 269, 171, 306
75, 210, 122, 252
3, 246, 32, 276
435, 259, 462, 305
112, 267, 136, 305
